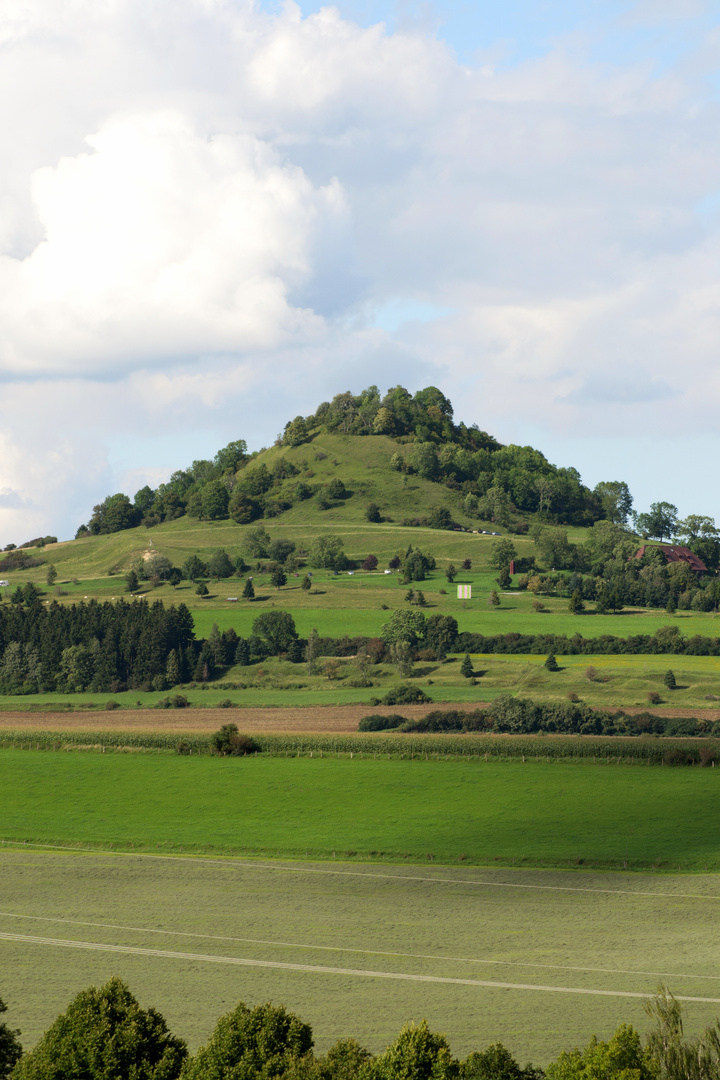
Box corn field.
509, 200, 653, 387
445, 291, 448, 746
0, 728, 718, 764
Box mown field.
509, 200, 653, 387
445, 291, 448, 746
3, 848, 720, 1064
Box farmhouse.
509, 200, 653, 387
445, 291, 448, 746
634, 544, 708, 573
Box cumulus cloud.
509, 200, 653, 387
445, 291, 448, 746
1, 0, 719, 540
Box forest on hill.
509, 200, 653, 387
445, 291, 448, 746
71, 385, 618, 539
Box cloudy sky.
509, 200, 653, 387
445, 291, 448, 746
1, 0, 719, 542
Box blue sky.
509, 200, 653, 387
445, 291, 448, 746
0, 0, 719, 540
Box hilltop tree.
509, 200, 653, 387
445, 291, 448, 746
372, 1020, 459, 1080
636, 502, 679, 542
593, 480, 633, 525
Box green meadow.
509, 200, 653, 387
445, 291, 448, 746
2, 751, 720, 869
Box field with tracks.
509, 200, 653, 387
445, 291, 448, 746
3, 847, 720, 1064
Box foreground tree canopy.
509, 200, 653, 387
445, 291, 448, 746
6, 983, 720, 1080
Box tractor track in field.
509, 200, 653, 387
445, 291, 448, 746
3, 931, 720, 1003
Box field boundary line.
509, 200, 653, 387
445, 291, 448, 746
0, 911, 717, 984
3, 931, 720, 1003
1, 840, 719, 901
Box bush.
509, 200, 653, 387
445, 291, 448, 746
647, 691, 662, 705
105, 700, 120, 711
211, 723, 260, 756
358, 714, 407, 731
382, 684, 432, 706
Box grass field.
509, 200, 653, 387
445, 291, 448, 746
0, 651, 719, 713
2, 751, 720, 869
3, 849, 720, 1063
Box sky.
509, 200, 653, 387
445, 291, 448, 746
1, 0, 719, 543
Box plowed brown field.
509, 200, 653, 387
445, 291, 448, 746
0, 702, 484, 734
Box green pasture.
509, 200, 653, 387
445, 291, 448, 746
2, 751, 720, 869
0, 650, 719, 712
5, 558, 720, 643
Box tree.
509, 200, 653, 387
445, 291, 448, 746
182, 555, 207, 582
305, 628, 320, 674
0, 994, 22, 1080
546, 1024, 653, 1080
496, 565, 512, 589
228, 493, 262, 524
445, 564, 456, 583
182, 1001, 312, 1080
11, 977, 186, 1080
200, 480, 230, 520
208, 550, 234, 580
242, 578, 255, 601
464, 1043, 542, 1080
462, 558, 472, 571
308, 535, 345, 570
544, 653, 559, 671
46, 564, 57, 586
271, 566, 287, 590
460, 654, 473, 678
371, 1020, 459, 1080
88, 493, 139, 535
252, 610, 298, 654
362, 554, 379, 571
664, 669, 677, 690
489, 539, 517, 571
327, 478, 346, 500
301, 575, 312, 592
532, 527, 574, 570
196, 582, 209, 597
125, 569, 139, 593
168, 568, 182, 589
366, 503, 382, 523
568, 589, 584, 614
268, 538, 296, 564
593, 481, 633, 524
636, 502, 679, 542
489, 589, 500, 608
380, 609, 426, 649
425, 615, 458, 660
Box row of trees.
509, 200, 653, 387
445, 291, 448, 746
2, 980, 717, 1080
0, 600, 196, 694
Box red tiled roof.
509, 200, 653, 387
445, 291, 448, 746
634, 544, 708, 572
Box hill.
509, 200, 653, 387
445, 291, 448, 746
69, 384, 607, 542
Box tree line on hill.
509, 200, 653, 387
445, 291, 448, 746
1, 980, 718, 1080
68, 385, 635, 542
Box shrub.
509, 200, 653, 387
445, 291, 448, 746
105, 700, 120, 711
647, 691, 662, 705
382, 684, 432, 706
211, 723, 260, 756
358, 714, 407, 731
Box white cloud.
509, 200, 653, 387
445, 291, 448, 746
1, 0, 720, 538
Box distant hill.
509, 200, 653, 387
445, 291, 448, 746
73, 385, 606, 542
